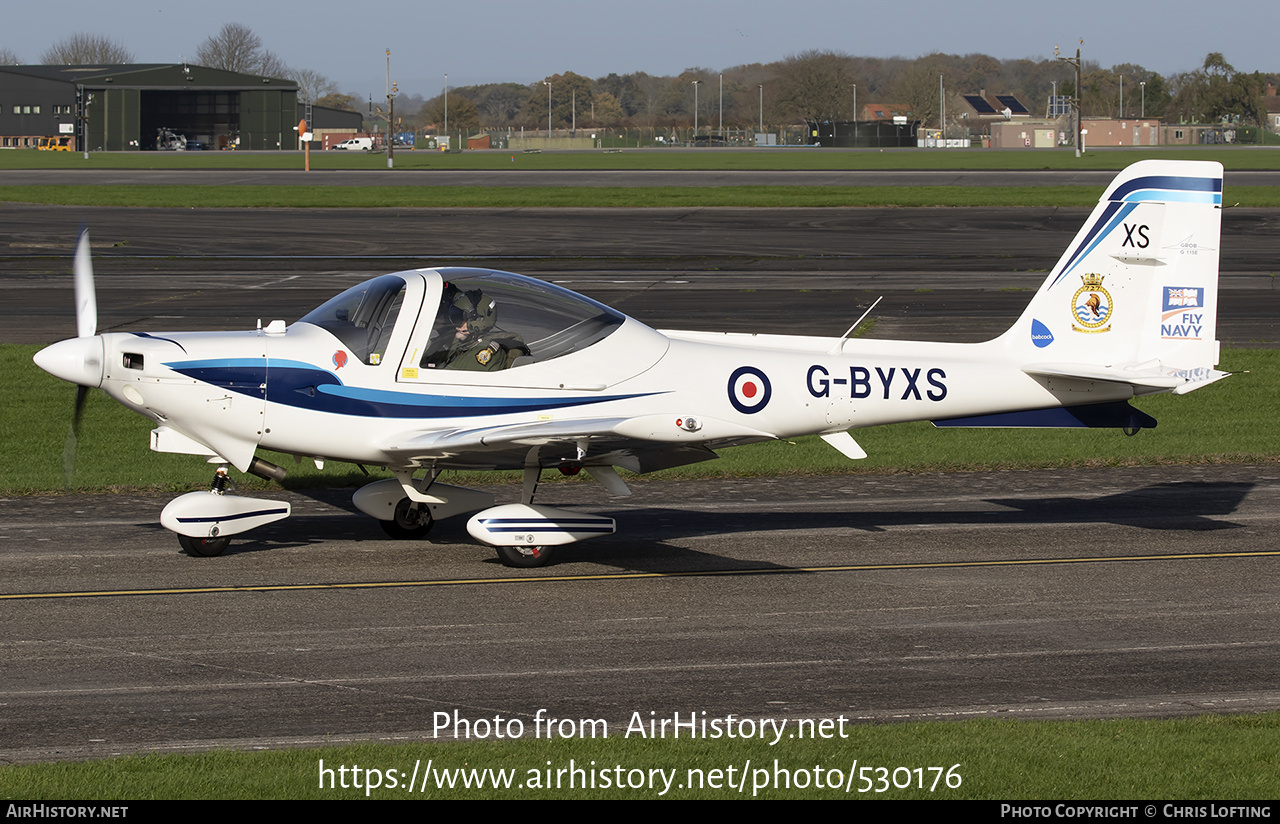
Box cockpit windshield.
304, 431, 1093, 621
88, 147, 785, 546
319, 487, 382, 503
420, 269, 625, 371
299, 274, 406, 365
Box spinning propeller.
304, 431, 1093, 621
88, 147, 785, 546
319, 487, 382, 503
33, 228, 103, 486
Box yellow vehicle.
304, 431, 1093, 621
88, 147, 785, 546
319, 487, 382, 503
37, 136, 73, 151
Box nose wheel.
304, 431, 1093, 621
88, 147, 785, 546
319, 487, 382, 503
380, 497, 435, 539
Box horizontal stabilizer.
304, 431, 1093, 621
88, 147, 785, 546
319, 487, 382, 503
1025, 363, 1182, 392
1171, 369, 1231, 395
933, 401, 1157, 430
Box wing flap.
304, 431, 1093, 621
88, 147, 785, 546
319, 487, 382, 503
379, 414, 775, 472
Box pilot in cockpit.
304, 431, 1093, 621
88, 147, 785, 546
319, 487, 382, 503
421, 284, 529, 371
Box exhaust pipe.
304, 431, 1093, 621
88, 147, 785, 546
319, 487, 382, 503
248, 457, 288, 483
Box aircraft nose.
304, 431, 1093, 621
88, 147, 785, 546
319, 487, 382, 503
33, 336, 105, 388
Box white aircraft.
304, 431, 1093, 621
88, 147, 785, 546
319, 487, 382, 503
34, 160, 1229, 566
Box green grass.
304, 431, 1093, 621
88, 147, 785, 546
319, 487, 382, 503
5, 345, 1276, 496
3, 144, 1278, 171
2, 183, 1277, 209
2, 714, 1277, 799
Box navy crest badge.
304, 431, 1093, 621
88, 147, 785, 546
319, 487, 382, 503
1071, 273, 1112, 333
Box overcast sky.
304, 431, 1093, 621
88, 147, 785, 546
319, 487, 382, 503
5, 0, 1271, 99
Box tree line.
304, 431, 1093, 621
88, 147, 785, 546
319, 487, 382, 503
6, 29, 1275, 133
404, 51, 1277, 136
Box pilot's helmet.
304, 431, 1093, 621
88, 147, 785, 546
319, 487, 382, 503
448, 288, 497, 336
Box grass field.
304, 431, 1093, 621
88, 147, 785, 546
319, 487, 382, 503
2, 713, 1278, 799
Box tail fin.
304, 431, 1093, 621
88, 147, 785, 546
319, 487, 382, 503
1003, 160, 1227, 395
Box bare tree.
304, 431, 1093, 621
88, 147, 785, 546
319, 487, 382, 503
257, 50, 290, 80
40, 34, 134, 65
290, 67, 338, 102
891, 57, 944, 128
0, 47, 21, 65
196, 23, 287, 77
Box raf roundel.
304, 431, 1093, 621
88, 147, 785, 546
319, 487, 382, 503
728, 366, 772, 414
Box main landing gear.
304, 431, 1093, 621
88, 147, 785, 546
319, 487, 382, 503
494, 544, 554, 568
380, 497, 435, 540
464, 463, 619, 568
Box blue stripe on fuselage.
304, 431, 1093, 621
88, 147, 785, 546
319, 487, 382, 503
164, 358, 658, 419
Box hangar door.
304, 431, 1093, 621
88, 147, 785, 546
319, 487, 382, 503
140, 90, 239, 151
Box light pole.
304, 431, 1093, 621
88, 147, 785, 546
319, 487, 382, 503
1056, 40, 1084, 158
939, 74, 945, 144
852, 84, 857, 148
544, 80, 552, 139
1140, 80, 1146, 119
692, 80, 701, 145
1119, 74, 1124, 119
385, 49, 394, 169
758, 85, 763, 136
387, 79, 398, 169
443, 73, 448, 143
718, 73, 722, 142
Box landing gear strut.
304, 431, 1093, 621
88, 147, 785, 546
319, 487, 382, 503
181, 467, 234, 557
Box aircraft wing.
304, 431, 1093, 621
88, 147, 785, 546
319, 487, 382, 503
379, 414, 778, 473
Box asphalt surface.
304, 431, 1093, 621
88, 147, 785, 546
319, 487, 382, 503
2, 181, 1279, 765
3, 466, 1279, 764
3, 204, 1278, 347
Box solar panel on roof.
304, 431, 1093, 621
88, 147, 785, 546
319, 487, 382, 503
964, 95, 997, 114
995, 95, 1029, 114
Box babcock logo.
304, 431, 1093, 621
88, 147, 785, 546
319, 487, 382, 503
1031, 319, 1054, 348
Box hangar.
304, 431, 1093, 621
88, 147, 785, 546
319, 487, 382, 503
0, 63, 299, 151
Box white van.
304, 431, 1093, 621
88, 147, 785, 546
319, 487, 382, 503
332, 137, 374, 152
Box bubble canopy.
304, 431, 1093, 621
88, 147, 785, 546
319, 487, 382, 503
298, 269, 628, 368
